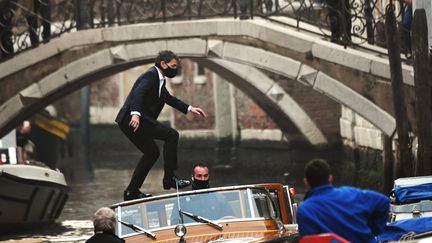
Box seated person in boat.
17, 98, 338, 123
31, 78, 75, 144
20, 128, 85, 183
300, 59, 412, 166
86, 207, 124, 243
170, 163, 234, 225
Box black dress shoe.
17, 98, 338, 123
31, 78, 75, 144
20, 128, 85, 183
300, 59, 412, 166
163, 176, 191, 190
123, 190, 152, 201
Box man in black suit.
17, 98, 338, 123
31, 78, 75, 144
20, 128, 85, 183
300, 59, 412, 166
116, 50, 207, 201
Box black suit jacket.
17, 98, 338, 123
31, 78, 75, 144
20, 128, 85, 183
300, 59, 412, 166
115, 66, 189, 125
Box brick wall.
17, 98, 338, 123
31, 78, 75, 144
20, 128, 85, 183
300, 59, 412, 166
235, 89, 278, 129
90, 75, 120, 107
170, 59, 215, 130
271, 73, 341, 143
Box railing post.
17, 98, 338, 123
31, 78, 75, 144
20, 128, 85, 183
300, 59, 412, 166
187, 0, 192, 20
233, 0, 238, 18
365, 0, 374, 44
162, 0, 166, 22
340, 0, 348, 46
75, 0, 91, 30
89, 0, 95, 28
412, 9, 432, 176
275, 0, 280, 13
385, 3, 412, 178
107, 0, 115, 26
198, 0, 203, 17
249, 0, 254, 19
382, 134, 394, 195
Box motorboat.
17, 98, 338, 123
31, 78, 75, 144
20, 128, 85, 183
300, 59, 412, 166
0, 125, 69, 230
0, 163, 69, 229
111, 183, 299, 242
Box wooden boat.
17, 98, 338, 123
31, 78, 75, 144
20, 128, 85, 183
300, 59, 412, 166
111, 183, 299, 242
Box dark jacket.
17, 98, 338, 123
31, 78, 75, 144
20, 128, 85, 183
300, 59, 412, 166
115, 66, 189, 125
85, 231, 125, 243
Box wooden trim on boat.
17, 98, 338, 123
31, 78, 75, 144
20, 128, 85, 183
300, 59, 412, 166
123, 219, 296, 243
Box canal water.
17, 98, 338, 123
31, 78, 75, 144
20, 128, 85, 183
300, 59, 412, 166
0, 144, 349, 242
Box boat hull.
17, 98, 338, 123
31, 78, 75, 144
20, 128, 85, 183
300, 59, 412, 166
0, 164, 69, 229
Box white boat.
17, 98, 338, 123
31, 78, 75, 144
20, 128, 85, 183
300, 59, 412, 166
0, 163, 69, 229
0, 129, 69, 230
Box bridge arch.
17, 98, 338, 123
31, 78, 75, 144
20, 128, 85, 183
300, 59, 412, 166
0, 36, 395, 142
197, 58, 328, 145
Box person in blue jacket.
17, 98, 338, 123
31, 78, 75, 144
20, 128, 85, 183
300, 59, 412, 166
296, 159, 390, 243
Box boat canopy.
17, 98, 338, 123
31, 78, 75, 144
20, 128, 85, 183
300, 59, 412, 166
393, 183, 432, 204
377, 217, 432, 241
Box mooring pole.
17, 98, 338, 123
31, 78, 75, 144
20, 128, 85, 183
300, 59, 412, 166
385, 3, 412, 178
412, 9, 432, 176
382, 134, 394, 194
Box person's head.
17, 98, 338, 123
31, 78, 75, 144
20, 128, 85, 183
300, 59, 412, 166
191, 163, 210, 190
303, 159, 333, 188
93, 207, 116, 233
19, 120, 31, 134
154, 50, 180, 78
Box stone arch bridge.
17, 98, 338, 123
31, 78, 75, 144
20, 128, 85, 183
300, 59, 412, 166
0, 17, 415, 146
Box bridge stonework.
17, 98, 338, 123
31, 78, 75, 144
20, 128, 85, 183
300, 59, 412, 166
0, 17, 416, 146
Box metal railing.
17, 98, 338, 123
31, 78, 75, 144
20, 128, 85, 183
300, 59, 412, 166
0, 0, 406, 61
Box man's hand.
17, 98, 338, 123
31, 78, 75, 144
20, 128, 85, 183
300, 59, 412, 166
190, 107, 207, 118
129, 114, 140, 132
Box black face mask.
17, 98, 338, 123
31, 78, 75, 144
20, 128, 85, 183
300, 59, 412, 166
164, 65, 178, 78
192, 179, 209, 190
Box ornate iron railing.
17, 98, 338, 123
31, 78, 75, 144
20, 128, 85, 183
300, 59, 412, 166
0, 0, 75, 59
0, 0, 406, 61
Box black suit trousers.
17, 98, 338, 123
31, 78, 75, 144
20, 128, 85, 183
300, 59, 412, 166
118, 115, 179, 191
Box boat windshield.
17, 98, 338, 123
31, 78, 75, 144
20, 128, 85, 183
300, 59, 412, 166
115, 187, 278, 238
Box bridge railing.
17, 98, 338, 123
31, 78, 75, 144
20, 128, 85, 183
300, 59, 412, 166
0, 0, 76, 59
0, 0, 407, 61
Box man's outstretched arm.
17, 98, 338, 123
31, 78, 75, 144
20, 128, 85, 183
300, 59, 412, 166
165, 90, 207, 118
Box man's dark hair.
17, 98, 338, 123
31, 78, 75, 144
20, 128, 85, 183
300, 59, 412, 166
192, 163, 208, 175
304, 159, 331, 188
155, 50, 179, 68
